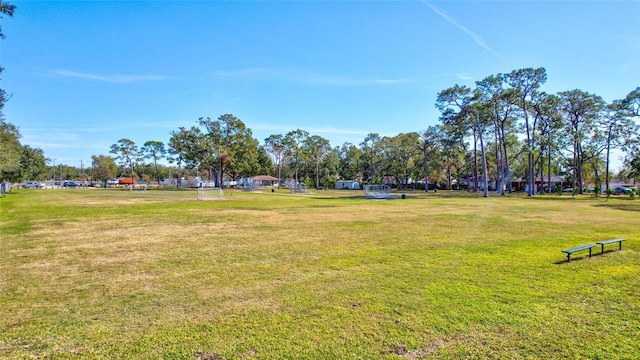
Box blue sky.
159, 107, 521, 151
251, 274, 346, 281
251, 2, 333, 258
2, 0, 639, 169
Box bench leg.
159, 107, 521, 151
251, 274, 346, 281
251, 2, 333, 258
589, 248, 592, 257
567, 253, 571, 262
619, 242, 622, 251
601, 244, 605, 254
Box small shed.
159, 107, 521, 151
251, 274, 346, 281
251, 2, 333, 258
336, 180, 360, 190
252, 175, 280, 187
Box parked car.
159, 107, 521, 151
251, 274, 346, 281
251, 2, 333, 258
613, 186, 632, 195
22, 181, 42, 189
63, 181, 79, 188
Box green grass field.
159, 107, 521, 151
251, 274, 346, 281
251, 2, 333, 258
1, 188, 638, 359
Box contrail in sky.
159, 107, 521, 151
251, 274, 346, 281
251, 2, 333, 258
420, 0, 503, 58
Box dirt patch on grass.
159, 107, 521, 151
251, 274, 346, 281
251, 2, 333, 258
195, 351, 224, 360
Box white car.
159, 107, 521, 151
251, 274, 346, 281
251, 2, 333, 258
22, 181, 42, 189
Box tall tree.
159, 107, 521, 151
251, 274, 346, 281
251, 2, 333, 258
621, 88, 640, 186
0, 1, 17, 183
0, 119, 21, 181
264, 134, 287, 188
418, 126, 440, 192
255, 145, 274, 176
621, 144, 640, 185
198, 114, 257, 187
109, 138, 141, 181
336, 142, 362, 182
381, 133, 421, 190
167, 128, 197, 188
19, 145, 47, 181
506, 67, 547, 196
532, 93, 562, 193
436, 85, 489, 196
283, 129, 309, 185
360, 133, 382, 184
303, 135, 331, 189
557, 89, 606, 194
91, 155, 117, 186
600, 99, 637, 192
476, 74, 520, 195
319, 146, 340, 188
141, 140, 166, 185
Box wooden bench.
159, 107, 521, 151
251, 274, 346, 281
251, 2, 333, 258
561, 243, 596, 262
596, 238, 626, 254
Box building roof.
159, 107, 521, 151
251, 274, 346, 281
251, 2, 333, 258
252, 175, 279, 181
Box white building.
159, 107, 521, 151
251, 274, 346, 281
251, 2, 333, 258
335, 180, 360, 190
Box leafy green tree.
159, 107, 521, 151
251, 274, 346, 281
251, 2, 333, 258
621, 145, 640, 185
532, 93, 562, 194
53, 163, 80, 181
557, 89, 606, 194
141, 140, 166, 185
377, 133, 421, 190
255, 146, 274, 176
600, 99, 638, 192
303, 135, 331, 189
360, 133, 382, 184
169, 126, 206, 172
418, 126, 441, 192
19, 145, 47, 180
264, 134, 287, 188
197, 114, 259, 186
336, 142, 362, 181
0, 119, 21, 181
506, 67, 547, 196
436, 85, 489, 196
91, 155, 117, 186
437, 122, 466, 190
319, 147, 339, 188
284, 129, 309, 185
109, 138, 141, 180
476, 74, 520, 194
228, 129, 262, 181
0, 2, 18, 183
619, 88, 640, 186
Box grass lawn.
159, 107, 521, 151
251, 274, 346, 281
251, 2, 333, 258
1, 188, 638, 359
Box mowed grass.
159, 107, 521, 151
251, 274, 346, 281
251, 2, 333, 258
0, 188, 638, 359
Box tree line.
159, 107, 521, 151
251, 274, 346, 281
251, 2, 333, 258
103, 71, 639, 195
2, 72, 639, 194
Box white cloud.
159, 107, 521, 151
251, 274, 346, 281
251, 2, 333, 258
52, 70, 167, 83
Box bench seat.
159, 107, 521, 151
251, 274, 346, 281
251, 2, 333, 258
561, 243, 596, 262
596, 238, 626, 254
